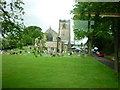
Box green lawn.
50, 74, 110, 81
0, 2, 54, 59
2, 55, 118, 88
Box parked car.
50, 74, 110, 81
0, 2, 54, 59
96, 51, 104, 57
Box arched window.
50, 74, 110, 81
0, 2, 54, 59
47, 33, 53, 41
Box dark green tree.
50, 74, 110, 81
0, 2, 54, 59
23, 26, 43, 45
71, 2, 120, 72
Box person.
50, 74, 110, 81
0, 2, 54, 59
19, 51, 22, 54
29, 47, 32, 50
70, 52, 72, 57
57, 49, 59, 52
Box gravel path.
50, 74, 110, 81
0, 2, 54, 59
91, 53, 114, 69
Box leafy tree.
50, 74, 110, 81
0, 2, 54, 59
22, 35, 33, 46
0, 0, 25, 37
0, 0, 25, 49
72, 2, 95, 55
1, 38, 9, 49
72, 2, 120, 71
72, 2, 119, 50
23, 26, 43, 45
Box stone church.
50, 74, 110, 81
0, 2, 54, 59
45, 19, 71, 53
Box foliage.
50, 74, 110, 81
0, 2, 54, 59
73, 20, 94, 40
0, 0, 25, 49
1, 25, 43, 49
71, 2, 120, 55
0, 0, 25, 38
23, 26, 43, 45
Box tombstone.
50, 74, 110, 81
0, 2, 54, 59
78, 54, 80, 57
68, 53, 70, 56
57, 53, 60, 56
84, 54, 87, 57
62, 51, 64, 56
28, 51, 30, 54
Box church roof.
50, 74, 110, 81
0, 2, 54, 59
45, 26, 57, 35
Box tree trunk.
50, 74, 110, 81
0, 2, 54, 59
88, 12, 92, 56
88, 37, 92, 56
114, 18, 119, 72
118, 28, 120, 72
114, 29, 119, 72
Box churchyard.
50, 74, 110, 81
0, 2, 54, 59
2, 50, 118, 88
1, 46, 87, 57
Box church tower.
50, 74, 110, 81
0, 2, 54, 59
58, 20, 70, 42
58, 20, 71, 50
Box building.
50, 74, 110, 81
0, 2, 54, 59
45, 19, 72, 53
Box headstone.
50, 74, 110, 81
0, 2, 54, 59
78, 54, 80, 57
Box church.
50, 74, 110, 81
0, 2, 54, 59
44, 19, 72, 53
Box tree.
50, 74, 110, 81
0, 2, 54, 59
0, 0, 25, 37
0, 0, 25, 49
72, 2, 97, 55
23, 26, 43, 45
72, 2, 120, 72
1, 38, 9, 50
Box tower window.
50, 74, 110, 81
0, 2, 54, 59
62, 23, 66, 29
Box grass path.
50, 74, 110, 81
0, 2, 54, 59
2, 55, 118, 88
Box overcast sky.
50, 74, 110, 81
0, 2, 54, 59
22, 0, 87, 44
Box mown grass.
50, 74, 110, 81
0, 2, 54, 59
2, 55, 118, 88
